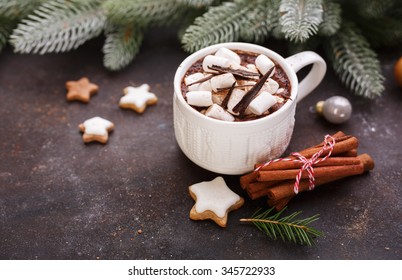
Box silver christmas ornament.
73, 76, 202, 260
316, 96, 352, 124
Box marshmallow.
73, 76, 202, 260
205, 104, 235, 122
227, 88, 246, 115
212, 92, 227, 105
203, 55, 231, 73
186, 90, 213, 107
229, 63, 246, 70
215, 47, 241, 67
237, 80, 256, 91
185, 73, 213, 91
275, 88, 286, 97
276, 88, 285, 95
255, 54, 275, 76
275, 95, 285, 103
248, 91, 277, 115
210, 73, 236, 92
246, 64, 259, 74
198, 81, 212, 91
185, 72, 204, 86
266, 78, 279, 94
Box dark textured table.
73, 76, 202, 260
0, 29, 401, 260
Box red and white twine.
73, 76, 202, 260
255, 135, 336, 194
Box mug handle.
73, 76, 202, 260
285, 51, 327, 103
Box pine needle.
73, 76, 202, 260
319, 0, 341, 36
279, 0, 323, 43
103, 24, 143, 71
177, 0, 217, 8
181, 0, 254, 52
240, 207, 323, 246
357, 0, 395, 19
9, 0, 105, 54
0, 0, 46, 20
324, 21, 385, 99
357, 17, 402, 48
239, 0, 281, 43
0, 17, 15, 51
103, 0, 188, 27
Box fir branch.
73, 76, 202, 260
324, 22, 385, 99
319, 0, 341, 36
181, 0, 254, 53
271, 22, 286, 40
0, 17, 15, 51
177, 0, 219, 8
239, 0, 281, 43
279, 0, 323, 43
177, 8, 208, 41
357, 0, 395, 19
0, 0, 46, 20
9, 0, 105, 55
103, 0, 188, 27
357, 17, 402, 48
103, 24, 143, 71
240, 207, 323, 246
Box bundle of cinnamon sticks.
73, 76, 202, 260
240, 131, 375, 210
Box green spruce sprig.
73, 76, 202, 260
324, 22, 385, 99
319, 0, 341, 36
279, 0, 323, 43
0, 0, 46, 20
103, 0, 188, 27
240, 207, 323, 246
10, 0, 105, 54
356, 0, 395, 19
0, 17, 14, 51
181, 0, 254, 53
239, 0, 281, 43
355, 16, 402, 48
177, 0, 219, 8
103, 24, 143, 71
1, 0, 402, 97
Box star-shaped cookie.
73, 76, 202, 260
189, 176, 244, 227
66, 77, 99, 103
119, 84, 158, 113
78, 116, 114, 144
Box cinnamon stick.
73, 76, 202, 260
240, 171, 258, 189
246, 181, 279, 200
247, 181, 278, 192
255, 156, 361, 171
267, 197, 292, 211
257, 162, 365, 182
310, 131, 346, 148
297, 136, 359, 159
242, 131, 351, 190
266, 153, 374, 203
248, 187, 273, 200
247, 157, 360, 198
337, 149, 358, 157
266, 176, 345, 203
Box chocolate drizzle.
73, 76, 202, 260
208, 65, 260, 80
186, 74, 214, 87
181, 50, 292, 122
221, 82, 236, 109
232, 66, 274, 116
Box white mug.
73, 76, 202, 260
173, 42, 326, 175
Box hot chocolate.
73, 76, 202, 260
181, 47, 291, 122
